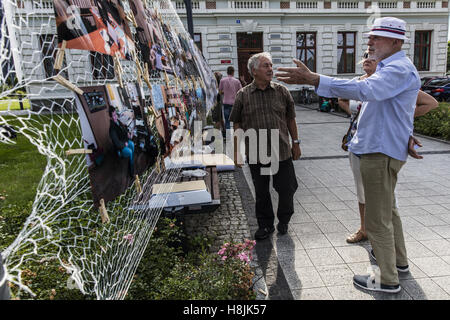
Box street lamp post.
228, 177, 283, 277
183, 0, 194, 39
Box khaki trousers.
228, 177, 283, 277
360, 153, 408, 286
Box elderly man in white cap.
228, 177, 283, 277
276, 17, 421, 294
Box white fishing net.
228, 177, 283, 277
0, 0, 217, 299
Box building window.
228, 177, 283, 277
296, 32, 316, 72
206, 1, 216, 9
40, 34, 67, 79
414, 31, 432, 71
194, 33, 202, 52
337, 32, 356, 74
90, 52, 115, 80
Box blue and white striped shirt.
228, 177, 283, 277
316, 51, 420, 161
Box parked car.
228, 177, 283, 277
421, 78, 450, 102
420, 76, 449, 90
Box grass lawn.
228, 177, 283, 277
0, 133, 46, 206
0, 99, 31, 111
0, 113, 80, 207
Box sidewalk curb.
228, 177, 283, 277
233, 167, 270, 300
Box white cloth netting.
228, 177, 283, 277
0, 0, 217, 299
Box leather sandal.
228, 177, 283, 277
346, 230, 368, 243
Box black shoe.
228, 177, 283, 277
353, 274, 401, 293
277, 222, 288, 235
254, 226, 275, 240
370, 249, 410, 273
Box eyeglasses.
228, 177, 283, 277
363, 52, 369, 59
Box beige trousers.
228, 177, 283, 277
360, 153, 408, 286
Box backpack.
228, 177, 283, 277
320, 101, 331, 112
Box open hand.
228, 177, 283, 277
276, 59, 320, 86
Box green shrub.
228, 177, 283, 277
414, 103, 450, 141
126, 218, 256, 300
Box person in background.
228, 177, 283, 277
338, 52, 439, 244
109, 108, 135, 177
239, 74, 248, 87
219, 66, 242, 133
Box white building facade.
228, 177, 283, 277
4, 0, 449, 103
175, 0, 449, 91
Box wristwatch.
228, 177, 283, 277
292, 139, 301, 145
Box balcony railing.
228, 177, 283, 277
296, 1, 318, 9
232, 1, 264, 9
175, 1, 200, 10
337, 1, 359, 9
417, 1, 437, 8
378, 1, 398, 9
170, 1, 447, 13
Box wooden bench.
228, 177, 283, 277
161, 166, 221, 215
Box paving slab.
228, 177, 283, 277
233, 105, 450, 300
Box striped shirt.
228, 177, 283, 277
230, 81, 296, 162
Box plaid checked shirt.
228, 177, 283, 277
229, 81, 296, 162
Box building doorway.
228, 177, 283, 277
237, 32, 263, 85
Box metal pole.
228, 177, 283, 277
183, 0, 194, 39
3, 0, 24, 84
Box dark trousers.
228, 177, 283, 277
223, 104, 233, 130
249, 158, 298, 228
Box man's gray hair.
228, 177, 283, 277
247, 52, 272, 77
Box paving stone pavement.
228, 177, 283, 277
238, 104, 450, 300
181, 104, 450, 300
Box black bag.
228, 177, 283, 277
341, 109, 360, 152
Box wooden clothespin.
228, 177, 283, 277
163, 70, 170, 87
132, 49, 144, 87
114, 52, 124, 88
143, 63, 152, 90
163, 39, 173, 58
136, 66, 143, 87
156, 156, 161, 173
160, 156, 166, 172
53, 75, 84, 95
54, 40, 66, 71
127, 11, 137, 28
198, 76, 206, 89
65, 148, 92, 156
191, 76, 197, 90
186, 78, 192, 91
132, 49, 143, 76
99, 199, 110, 224
135, 175, 142, 194
146, 113, 154, 128
176, 77, 183, 91
142, 64, 159, 117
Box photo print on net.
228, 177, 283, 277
54, 0, 135, 59
129, 0, 172, 75
75, 84, 158, 206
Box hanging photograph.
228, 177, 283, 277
74, 85, 158, 206
129, 0, 172, 74
54, 0, 135, 59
